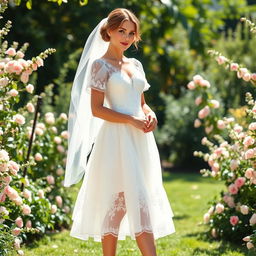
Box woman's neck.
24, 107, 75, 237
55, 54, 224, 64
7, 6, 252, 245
103, 44, 125, 61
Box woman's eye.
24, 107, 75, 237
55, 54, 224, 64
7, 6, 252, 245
129, 32, 135, 36
118, 30, 125, 33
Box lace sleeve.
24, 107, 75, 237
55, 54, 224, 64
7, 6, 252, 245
133, 58, 151, 92
89, 59, 109, 92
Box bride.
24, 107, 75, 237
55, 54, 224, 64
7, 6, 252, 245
64, 7, 175, 256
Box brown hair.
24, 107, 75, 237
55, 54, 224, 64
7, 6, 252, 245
100, 8, 141, 49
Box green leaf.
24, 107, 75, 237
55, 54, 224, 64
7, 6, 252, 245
79, 0, 88, 6
26, 0, 32, 10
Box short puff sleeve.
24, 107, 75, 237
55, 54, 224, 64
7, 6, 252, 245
133, 58, 151, 92
88, 59, 109, 92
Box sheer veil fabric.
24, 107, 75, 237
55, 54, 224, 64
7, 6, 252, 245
64, 18, 109, 187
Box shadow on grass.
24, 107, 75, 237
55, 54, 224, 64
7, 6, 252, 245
185, 230, 250, 256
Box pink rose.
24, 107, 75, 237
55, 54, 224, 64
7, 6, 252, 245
13, 196, 23, 206
230, 63, 239, 71
217, 120, 226, 129
46, 175, 55, 185
38, 189, 45, 198
20, 72, 29, 83
215, 203, 224, 214
16, 51, 24, 59
249, 213, 256, 226
5, 48, 16, 56
198, 106, 210, 119
194, 119, 201, 128
22, 189, 31, 200
234, 177, 246, 188
205, 125, 213, 134
0, 77, 9, 87
216, 55, 227, 65
60, 131, 69, 139
251, 73, 256, 81
56, 168, 64, 176
228, 184, 238, 195
26, 84, 34, 93
54, 136, 62, 144
57, 145, 65, 153
55, 195, 63, 207
59, 113, 68, 120
230, 159, 240, 171
248, 122, 256, 130
195, 96, 202, 106
242, 73, 251, 82
13, 114, 25, 125
34, 153, 43, 161
199, 79, 211, 88
51, 204, 57, 214
4, 185, 19, 200
187, 81, 196, 90
0, 149, 9, 161
240, 205, 249, 215
15, 217, 24, 228
25, 220, 32, 228
36, 56, 44, 67
245, 149, 255, 159
243, 236, 251, 242
203, 213, 210, 223
245, 168, 254, 179
0, 192, 6, 202
243, 136, 255, 147
246, 242, 254, 249
230, 216, 239, 226
26, 102, 35, 113
8, 89, 18, 97
8, 160, 20, 175
193, 74, 203, 84
12, 227, 21, 236
22, 204, 31, 215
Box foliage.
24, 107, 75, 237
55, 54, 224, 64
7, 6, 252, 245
0, 4, 71, 255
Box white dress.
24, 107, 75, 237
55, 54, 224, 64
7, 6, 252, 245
70, 57, 175, 242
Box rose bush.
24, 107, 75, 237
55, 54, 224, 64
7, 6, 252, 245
187, 17, 256, 252
0, 2, 72, 255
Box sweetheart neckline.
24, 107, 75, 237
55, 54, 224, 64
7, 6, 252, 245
99, 58, 135, 80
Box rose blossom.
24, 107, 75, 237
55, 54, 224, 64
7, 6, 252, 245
38, 189, 45, 198
205, 125, 213, 134
15, 217, 23, 228
249, 213, 256, 226
203, 213, 210, 223
248, 122, 256, 130
216, 55, 227, 65
56, 168, 64, 176
210, 99, 220, 109
22, 189, 31, 200
26, 83, 34, 93
8, 160, 20, 175
55, 195, 63, 207
234, 177, 246, 188
251, 73, 256, 81
14, 238, 21, 249
46, 175, 55, 185
193, 74, 203, 84
12, 227, 21, 236
20, 72, 29, 83
228, 184, 238, 195
54, 136, 62, 144
243, 236, 251, 242
57, 145, 65, 153
36, 56, 44, 67
245, 149, 255, 160
243, 136, 255, 147
240, 205, 249, 215
230, 159, 240, 171
230, 63, 239, 71
245, 168, 254, 179
13, 114, 25, 125
25, 220, 32, 228
217, 120, 226, 129
51, 204, 57, 214
247, 242, 254, 249
45, 112, 55, 124
60, 113, 68, 120
187, 81, 195, 90
22, 204, 31, 215
215, 203, 224, 214
60, 130, 69, 139
5, 48, 16, 56
35, 127, 44, 136
230, 216, 239, 226
0, 149, 9, 161
198, 106, 210, 119
195, 96, 202, 106
34, 153, 43, 161
26, 102, 35, 113
198, 79, 211, 88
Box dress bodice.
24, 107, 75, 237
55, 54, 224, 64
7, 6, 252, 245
88, 58, 151, 118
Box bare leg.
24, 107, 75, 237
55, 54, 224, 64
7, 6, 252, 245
101, 192, 126, 256
135, 231, 157, 256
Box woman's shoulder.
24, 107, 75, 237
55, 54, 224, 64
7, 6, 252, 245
130, 57, 143, 69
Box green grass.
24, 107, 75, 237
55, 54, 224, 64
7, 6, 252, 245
22, 172, 253, 256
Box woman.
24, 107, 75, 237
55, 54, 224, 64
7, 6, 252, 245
64, 8, 175, 256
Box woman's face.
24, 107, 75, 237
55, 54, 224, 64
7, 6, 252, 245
108, 20, 136, 51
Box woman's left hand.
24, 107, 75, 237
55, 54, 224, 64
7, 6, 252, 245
144, 111, 158, 133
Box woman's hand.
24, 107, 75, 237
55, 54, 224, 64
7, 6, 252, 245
130, 116, 149, 132
143, 111, 158, 133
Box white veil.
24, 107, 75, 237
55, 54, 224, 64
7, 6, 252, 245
64, 17, 109, 187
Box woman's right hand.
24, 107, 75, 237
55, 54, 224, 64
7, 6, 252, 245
129, 116, 149, 132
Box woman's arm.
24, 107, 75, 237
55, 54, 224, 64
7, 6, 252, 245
91, 89, 149, 132
141, 93, 158, 132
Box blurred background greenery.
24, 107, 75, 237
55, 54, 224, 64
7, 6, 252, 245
5, 0, 256, 168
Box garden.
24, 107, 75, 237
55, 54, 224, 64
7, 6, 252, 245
0, 0, 256, 255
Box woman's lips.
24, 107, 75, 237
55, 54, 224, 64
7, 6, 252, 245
121, 42, 128, 46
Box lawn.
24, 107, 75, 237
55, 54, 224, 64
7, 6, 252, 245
22, 171, 253, 256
